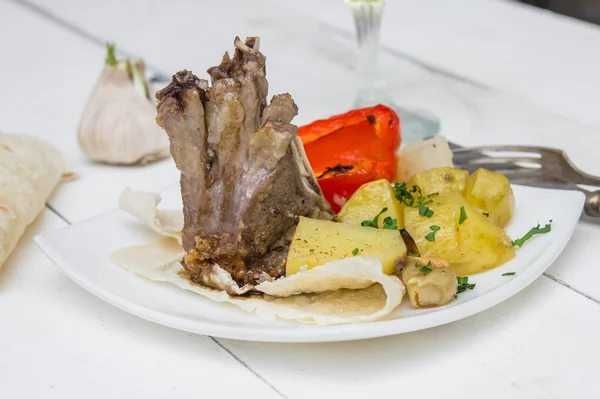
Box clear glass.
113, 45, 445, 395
345, 0, 440, 144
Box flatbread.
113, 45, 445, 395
119, 187, 183, 243
111, 238, 404, 325
111, 189, 406, 325
0, 133, 67, 269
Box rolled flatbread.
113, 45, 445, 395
0, 133, 67, 269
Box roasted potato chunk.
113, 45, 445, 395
463, 168, 514, 227
338, 179, 404, 228
286, 217, 407, 276
399, 256, 457, 308
407, 167, 468, 197
404, 192, 515, 276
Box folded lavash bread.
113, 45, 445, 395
110, 188, 406, 325
0, 132, 68, 269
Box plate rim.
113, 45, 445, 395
35, 188, 585, 343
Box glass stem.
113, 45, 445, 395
346, 0, 441, 142
347, 0, 386, 97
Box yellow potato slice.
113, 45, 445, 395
404, 192, 515, 276
338, 179, 404, 228
463, 168, 515, 227
407, 167, 469, 197
286, 217, 407, 276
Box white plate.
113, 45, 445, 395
36, 185, 584, 343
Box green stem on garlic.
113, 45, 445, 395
104, 42, 150, 100
105, 43, 118, 66
126, 60, 150, 100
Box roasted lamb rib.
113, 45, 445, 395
156, 37, 335, 293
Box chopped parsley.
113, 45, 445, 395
361, 207, 388, 228
411, 185, 422, 197
393, 182, 440, 223
512, 222, 552, 247
482, 212, 489, 217
419, 204, 434, 218
502, 272, 516, 276
393, 183, 442, 221
417, 261, 433, 276
459, 206, 468, 224
361, 208, 398, 230
425, 225, 441, 241
393, 183, 428, 206
393, 182, 416, 207
382, 216, 398, 230
456, 276, 476, 294
352, 248, 359, 256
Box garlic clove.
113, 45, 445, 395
77, 45, 170, 165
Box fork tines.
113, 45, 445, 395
452, 144, 600, 187
452, 145, 547, 183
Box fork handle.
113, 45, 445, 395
576, 174, 600, 187
584, 190, 600, 218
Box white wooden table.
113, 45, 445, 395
2, 0, 600, 397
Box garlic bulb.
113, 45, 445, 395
77, 44, 170, 165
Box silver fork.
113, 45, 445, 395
452, 145, 600, 218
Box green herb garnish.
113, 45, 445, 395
419, 199, 433, 206
419, 204, 434, 218
428, 192, 439, 197
411, 185, 422, 196
425, 225, 441, 241
456, 276, 476, 294
459, 206, 468, 224
502, 272, 516, 276
417, 261, 433, 276
105, 43, 118, 66
393, 182, 415, 206
361, 207, 388, 228
483, 212, 489, 217
352, 248, 359, 256
382, 216, 398, 230
394, 182, 438, 218
512, 222, 552, 247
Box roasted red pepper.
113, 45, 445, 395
299, 105, 401, 212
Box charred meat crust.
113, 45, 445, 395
156, 70, 208, 114
156, 37, 335, 292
